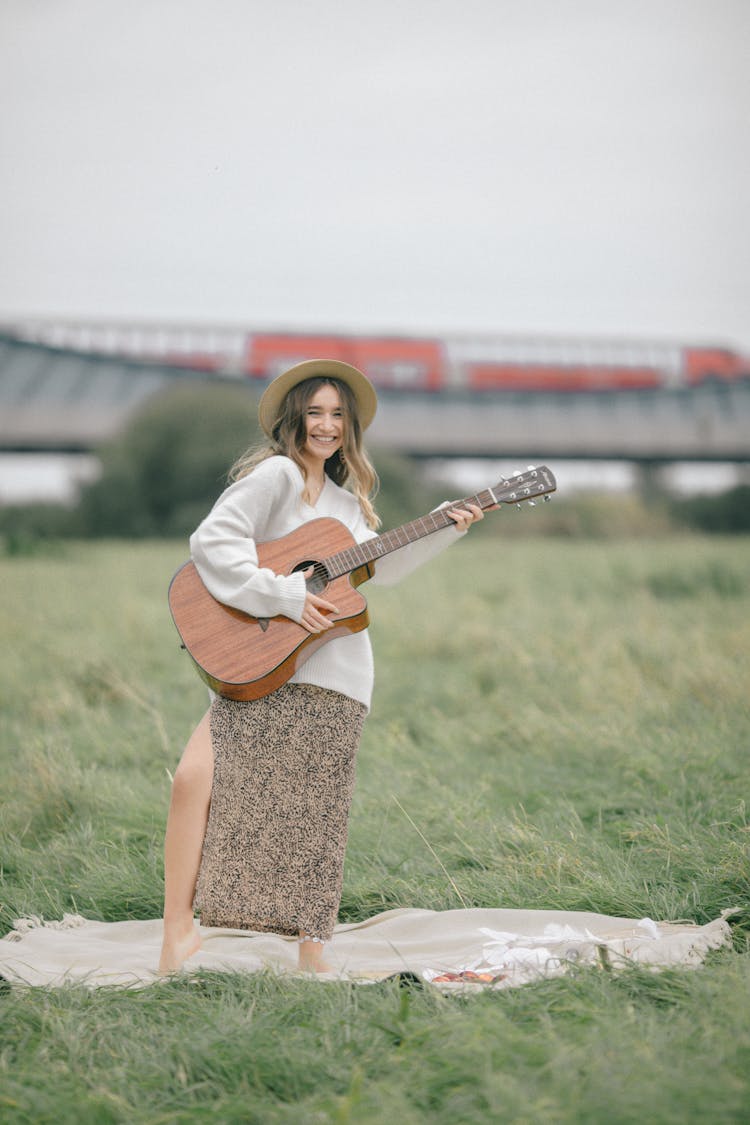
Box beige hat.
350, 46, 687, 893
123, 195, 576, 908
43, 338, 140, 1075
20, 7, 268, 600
258, 358, 378, 437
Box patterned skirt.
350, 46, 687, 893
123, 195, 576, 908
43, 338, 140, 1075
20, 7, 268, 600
194, 683, 367, 941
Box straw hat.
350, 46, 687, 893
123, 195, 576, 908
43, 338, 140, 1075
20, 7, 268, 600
258, 359, 378, 437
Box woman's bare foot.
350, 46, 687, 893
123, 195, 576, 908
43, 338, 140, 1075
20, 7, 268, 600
298, 935, 333, 973
159, 921, 202, 974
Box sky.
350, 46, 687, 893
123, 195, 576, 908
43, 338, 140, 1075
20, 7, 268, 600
2, 0, 749, 351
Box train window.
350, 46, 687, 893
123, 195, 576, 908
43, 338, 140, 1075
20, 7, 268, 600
366, 362, 425, 387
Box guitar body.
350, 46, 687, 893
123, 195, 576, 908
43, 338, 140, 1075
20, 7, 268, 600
168, 518, 371, 701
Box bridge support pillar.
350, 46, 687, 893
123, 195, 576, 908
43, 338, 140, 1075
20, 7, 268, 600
636, 460, 671, 503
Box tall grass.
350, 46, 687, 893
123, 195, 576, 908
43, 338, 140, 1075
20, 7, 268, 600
1, 536, 748, 1123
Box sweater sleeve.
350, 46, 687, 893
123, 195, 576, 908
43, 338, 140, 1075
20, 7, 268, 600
189, 460, 307, 621
353, 503, 466, 588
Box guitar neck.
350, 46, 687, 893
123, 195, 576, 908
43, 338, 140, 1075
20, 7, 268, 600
321, 464, 557, 579
323, 488, 498, 580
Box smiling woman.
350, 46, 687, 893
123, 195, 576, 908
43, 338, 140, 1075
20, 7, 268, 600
159, 359, 485, 976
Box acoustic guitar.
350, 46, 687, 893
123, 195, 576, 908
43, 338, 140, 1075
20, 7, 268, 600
168, 465, 557, 700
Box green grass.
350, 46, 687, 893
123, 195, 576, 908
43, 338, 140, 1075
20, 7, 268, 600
1, 536, 749, 1123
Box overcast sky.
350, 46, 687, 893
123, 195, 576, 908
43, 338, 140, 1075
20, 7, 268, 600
2, 0, 749, 351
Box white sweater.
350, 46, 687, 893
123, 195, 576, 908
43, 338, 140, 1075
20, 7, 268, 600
189, 456, 464, 709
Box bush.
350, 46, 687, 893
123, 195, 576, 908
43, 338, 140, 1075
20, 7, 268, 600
0, 502, 82, 555
538, 491, 676, 538
78, 382, 261, 537
670, 484, 750, 534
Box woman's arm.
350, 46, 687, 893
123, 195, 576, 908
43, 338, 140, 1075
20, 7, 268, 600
358, 503, 484, 588
190, 461, 307, 622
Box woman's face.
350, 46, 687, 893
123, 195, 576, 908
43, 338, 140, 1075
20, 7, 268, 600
301, 382, 344, 470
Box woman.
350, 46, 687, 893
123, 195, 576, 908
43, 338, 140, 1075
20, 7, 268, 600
159, 359, 485, 974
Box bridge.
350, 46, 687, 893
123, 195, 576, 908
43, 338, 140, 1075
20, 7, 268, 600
1, 332, 749, 463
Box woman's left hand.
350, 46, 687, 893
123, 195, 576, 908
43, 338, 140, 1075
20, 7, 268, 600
446, 502, 486, 532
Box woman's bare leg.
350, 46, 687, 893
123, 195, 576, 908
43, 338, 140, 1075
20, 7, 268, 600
158, 708, 213, 973
298, 935, 333, 973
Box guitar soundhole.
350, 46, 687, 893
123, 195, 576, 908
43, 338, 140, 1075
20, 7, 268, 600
293, 560, 329, 594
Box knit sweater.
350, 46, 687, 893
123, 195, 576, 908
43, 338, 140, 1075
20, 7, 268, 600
189, 455, 464, 709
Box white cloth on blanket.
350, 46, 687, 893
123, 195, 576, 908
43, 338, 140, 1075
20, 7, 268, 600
0, 907, 734, 992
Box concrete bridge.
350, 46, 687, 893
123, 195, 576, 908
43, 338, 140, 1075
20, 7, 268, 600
1, 333, 748, 463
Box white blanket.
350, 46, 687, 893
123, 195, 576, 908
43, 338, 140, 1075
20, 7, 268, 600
0, 907, 733, 992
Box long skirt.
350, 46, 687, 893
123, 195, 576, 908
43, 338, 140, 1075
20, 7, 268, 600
194, 683, 367, 941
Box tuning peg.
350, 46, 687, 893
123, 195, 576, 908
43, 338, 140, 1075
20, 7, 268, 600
527, 464, 537, 472
512, 469, 521, 477
528, 500, 536, 506
544, 495, 552, 502
516, 503, 522, 510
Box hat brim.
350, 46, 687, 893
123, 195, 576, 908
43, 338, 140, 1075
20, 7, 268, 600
258, 359, 378, 438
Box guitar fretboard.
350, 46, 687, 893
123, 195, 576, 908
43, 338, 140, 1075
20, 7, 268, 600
323, 489, 496, 579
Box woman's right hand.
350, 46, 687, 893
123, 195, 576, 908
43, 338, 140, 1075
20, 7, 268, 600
299, 567, 339, 633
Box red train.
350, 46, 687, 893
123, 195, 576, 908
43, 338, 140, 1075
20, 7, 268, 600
242, 332, 749, 394
245, 334, 444, 389
7, 321, 749, 393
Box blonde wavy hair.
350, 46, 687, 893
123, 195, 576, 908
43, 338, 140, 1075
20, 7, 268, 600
229, 376, 381, 529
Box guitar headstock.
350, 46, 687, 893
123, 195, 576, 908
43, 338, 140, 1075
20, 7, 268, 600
488, 465, 557, 507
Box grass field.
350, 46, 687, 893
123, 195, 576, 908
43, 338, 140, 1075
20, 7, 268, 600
1, 534, 749, 1123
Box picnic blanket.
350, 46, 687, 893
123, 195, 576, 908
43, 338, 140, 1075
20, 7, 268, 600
0, 906, 734, 992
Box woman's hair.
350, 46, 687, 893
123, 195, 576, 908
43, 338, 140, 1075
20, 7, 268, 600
229, 376, 381, 529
